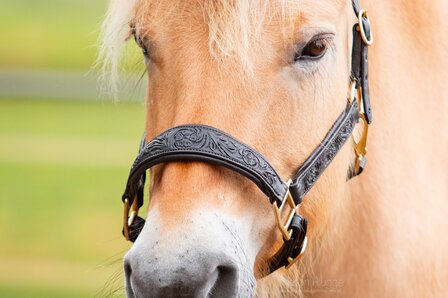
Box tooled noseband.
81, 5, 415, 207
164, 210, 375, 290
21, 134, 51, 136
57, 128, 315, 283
120, 0, 373, 274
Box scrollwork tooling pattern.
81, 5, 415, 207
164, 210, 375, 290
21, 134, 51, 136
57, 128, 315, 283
130, 125, 286, 201
292, 100, 360, 198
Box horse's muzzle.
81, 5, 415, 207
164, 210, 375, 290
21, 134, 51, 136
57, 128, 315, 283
123, 210, 255, 298
124, 245, 241, 298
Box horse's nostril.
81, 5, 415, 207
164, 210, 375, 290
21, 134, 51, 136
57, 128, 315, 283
124, 261, 132, 278
208, 265, 239, 298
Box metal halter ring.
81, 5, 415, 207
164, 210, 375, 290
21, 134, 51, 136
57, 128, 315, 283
123, 197, 139, 241
358, 9, 373, 46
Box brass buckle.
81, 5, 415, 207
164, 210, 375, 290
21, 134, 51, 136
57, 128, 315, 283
286, 236, 308, 269
123, 197, 139, 241
272, 179, 297, 241
355, 112, 369, 172
349, 80, 362, 104
350, 80, 369, 173
358, 9, 373, 46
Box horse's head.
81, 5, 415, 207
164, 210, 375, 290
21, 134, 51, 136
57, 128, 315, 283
102, 0, 367, 296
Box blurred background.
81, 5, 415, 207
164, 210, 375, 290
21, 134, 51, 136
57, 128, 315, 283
0, 1, 146, 296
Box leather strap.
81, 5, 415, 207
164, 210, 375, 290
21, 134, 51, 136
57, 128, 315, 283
135, 135, 147, 208
351, 0, 373, 124
268, 215, 308, 272
268, 100, 359, 273
289, 100, 360, 203
352, 0, 361, 15
122, 125, 288, 206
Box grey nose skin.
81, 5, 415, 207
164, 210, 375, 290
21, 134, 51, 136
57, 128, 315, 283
124, 251, 239, 298
122, 209, 257, 297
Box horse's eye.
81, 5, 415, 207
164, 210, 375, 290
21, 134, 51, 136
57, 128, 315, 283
133, 33, 149, 57
295, 37, 329, 61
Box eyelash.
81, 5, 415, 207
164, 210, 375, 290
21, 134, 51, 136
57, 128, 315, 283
133, 31, 149, 57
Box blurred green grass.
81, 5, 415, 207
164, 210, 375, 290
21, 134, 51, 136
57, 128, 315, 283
0, 0, 149, 296
0, 98, 145, 297
0, 0, 107, 70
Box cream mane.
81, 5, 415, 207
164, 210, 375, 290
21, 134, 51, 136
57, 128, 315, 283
97, 0, 298, 93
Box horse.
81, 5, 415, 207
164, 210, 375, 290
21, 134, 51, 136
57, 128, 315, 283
98, 0, 448, 296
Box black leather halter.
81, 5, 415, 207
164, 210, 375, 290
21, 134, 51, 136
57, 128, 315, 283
120, 0, 373, 274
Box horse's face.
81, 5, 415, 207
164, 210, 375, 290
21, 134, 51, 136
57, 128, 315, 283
123, 0, 353, 296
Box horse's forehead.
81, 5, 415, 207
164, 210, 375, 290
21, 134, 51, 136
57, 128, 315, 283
133, 0, 348, 28
132, 0, 349, 66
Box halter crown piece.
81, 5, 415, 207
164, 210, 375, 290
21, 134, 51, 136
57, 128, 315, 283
120, 0, 373, 274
